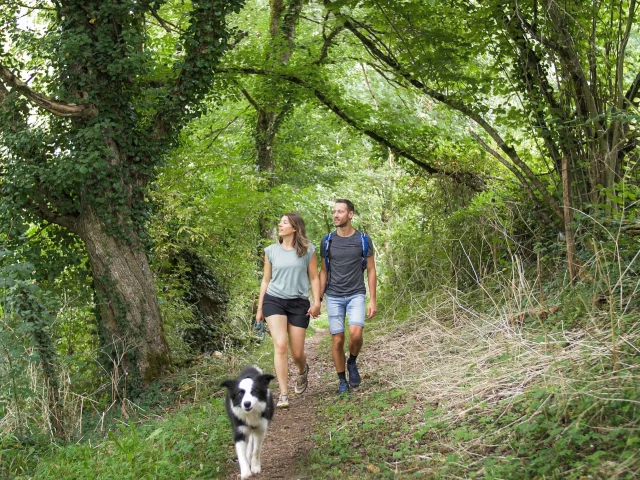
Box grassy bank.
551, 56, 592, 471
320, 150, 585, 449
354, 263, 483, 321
1, 338, 278, 479
302, 280, 640, 479
3, 273, 638, 479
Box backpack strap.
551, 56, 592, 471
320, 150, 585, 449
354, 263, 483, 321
360, 232, 369, 271
323, 232, 333, 273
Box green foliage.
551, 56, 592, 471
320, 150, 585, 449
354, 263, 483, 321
7, 400, 232, 480
304, 278, 640, 479
0, 248, 62, 436
0, 320, 277, 479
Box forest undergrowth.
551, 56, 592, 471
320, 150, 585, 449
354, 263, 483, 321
304, 257, 640, 479
2, 246, 639, 479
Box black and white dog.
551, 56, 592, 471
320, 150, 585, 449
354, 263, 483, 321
221, 366, 275, 479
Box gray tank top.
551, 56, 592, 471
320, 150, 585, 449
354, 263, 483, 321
265, 243, 316, 299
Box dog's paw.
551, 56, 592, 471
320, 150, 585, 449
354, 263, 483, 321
251, 464, 261, 475
240, 472, 252, 480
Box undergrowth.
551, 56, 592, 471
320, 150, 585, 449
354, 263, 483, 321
302, 257, 640, 479
1, 339, 275, 479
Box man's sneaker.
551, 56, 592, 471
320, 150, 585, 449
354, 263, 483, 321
347, 360, 361, 388
338, 379, 350, 395
295, 363, 309, 394
276, 393, 289, 408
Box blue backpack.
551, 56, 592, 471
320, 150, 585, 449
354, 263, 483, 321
322, 231, 370, 273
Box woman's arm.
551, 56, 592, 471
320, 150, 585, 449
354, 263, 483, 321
256, 254, 272, 323
307, 254, 321, 318
319, 253, 327, 301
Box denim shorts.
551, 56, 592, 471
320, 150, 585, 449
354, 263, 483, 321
325, 294, 366, 335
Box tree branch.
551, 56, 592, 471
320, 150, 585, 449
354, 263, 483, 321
216, 66, 485, 191
267, 0, 305, 65
0, 64, 98, 119
238, 85, 265, 114
341, 19, 563, 222
542, 1, 608, 153
506, 10, 565, 172
149, 10, 180, 33
313, 25, 345, 65
624, 70, 640, 109
616, 0, 636, 109
152, 0, 243, 140
27, 195, 77, 232
469, 130, 551, 224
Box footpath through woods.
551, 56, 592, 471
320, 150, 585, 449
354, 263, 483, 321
226, 328, 334, 480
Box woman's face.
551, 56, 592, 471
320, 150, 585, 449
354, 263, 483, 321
278, 216, 295, 237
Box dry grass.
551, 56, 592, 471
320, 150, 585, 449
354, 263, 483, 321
361, 257, 640, 476
327, 250, 639, 478
367, 248, 640, 411
369, 292, 638, 408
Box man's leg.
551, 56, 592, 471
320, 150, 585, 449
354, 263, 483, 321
326, 296, 349, 394
332, 332, 346, 373
332, 333, 349, 394
347, 324, 364, 357
345, 294, 366, 387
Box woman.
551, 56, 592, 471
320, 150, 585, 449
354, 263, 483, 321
256, 213, 321, 408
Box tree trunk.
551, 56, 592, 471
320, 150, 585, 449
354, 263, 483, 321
75, 207, 170, 392
562, 155, 579, 284
256, 109, 279, 176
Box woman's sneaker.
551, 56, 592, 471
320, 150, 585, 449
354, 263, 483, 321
276, 393, 289, 408
347, 360, 361, 387
295, 363, 309, 394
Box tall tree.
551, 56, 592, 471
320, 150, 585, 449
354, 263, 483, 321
0, 0, 244, 390
237, 0, 305, 242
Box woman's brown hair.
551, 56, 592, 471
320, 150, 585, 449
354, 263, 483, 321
280, 212, 310, 257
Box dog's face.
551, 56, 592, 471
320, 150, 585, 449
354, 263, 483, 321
222, 374, 274, 413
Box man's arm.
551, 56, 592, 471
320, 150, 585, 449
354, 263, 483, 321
366, 255, 377, 319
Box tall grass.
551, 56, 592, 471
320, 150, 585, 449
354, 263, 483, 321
305, 211, 640, 478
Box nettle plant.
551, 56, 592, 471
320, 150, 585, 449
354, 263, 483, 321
0, 0, 244, 393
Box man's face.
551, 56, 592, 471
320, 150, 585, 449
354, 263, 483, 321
333, 203, 353, 228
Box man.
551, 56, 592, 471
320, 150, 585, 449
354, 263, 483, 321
320, 199, 377, 395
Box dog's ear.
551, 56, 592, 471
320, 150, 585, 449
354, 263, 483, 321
220, 379, 235, 390
256, 374, 275, 386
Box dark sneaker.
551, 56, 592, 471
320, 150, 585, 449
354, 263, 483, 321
338, 379, 350, 395
347, 361, 361, 388
295, 363, 309, 394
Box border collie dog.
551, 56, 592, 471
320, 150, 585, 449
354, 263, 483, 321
221, 366, 275, 479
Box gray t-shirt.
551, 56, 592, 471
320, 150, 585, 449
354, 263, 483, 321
320, 231, 374, 297
265, 243, 316, 299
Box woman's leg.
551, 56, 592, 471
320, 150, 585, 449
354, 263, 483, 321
266, 315, 289, 394
287, 324, 307, 374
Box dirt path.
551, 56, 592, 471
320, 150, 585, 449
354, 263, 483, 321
227, 328, 334, 480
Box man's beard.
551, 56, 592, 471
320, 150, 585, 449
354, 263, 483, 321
334, 219, 348, 228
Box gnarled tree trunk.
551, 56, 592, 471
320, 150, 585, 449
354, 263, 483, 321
76, 207, 170, 390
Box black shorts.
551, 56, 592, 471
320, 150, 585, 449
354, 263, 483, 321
262, 293, 311, 329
